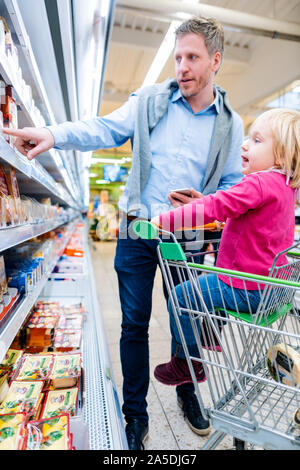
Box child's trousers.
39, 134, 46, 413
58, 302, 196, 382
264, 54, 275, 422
169, 273, 261, 359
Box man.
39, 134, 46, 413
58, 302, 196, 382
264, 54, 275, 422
4, 17, 244, 449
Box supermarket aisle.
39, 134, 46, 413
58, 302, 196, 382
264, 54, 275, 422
90, 239, 232, 450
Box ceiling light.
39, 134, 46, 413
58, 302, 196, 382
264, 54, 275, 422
292, 86, 300, 93
142, 20, 181, 87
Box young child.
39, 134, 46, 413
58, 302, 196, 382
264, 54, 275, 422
151, 108, 300, 389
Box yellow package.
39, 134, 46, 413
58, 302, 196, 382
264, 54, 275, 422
25, 414, 72, 450
14, 354, 54, 381
50, 353, 81, 389
0, 349, 23, 374
266, 343, 300, 387
0, 380, 44, 417
40, 387, 79, 419
0, 413, 27, 450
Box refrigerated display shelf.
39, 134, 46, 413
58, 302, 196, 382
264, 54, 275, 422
0, 219, 78, 363
0, 47, 76, 196
3, 0, 56, 126
0, 215, 77, 252
0, 1, 80, 204
0, 134, 77, 208
39, 223, 128, 450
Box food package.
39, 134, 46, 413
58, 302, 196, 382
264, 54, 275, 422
0, 369, 9, 403
266, 343, 300, 387
50, 353, 82, 389
35, 301, 60, 311
25, 313, 58, 350
0, 163, 14, 225
0, 380, 44, 418
40, 387, 79, 419
25, 413, 73, 450
53, 329, 82, 352
0, 255, 7, 293
0, 349, 23, 377
0, 255, 7, 301
13, 354, 54, 382
0, 18, 6, 54
57, 314, 83, 330
5, 167, 23, 224
0, 413, 27, 450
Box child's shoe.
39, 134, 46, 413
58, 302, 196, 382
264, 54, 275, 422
154, 356, 206, 386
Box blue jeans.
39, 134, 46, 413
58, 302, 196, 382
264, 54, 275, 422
114, 220, 216, 422
169, 273, 261, 359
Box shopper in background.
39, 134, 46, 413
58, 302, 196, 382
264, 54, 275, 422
3, 17, 244, 450
151, 108, 300, 388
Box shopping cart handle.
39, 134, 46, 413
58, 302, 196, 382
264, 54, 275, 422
132, 220, 159, 240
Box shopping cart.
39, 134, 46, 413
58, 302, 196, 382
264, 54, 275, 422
132, 219, 300, 450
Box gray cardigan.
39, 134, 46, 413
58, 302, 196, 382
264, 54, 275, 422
126, 78, 234, 215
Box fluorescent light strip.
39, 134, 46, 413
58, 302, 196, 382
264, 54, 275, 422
142, 20, 181, 87
141, 0, 201, 87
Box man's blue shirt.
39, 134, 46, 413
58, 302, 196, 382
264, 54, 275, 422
49, 86, 244, 218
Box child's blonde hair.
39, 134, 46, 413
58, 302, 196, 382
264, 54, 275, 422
261, 108, 300, 188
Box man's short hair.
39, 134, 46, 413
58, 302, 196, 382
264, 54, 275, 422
175, 16, 224, 61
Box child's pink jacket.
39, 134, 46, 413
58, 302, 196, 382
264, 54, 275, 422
159, 172, 296, 289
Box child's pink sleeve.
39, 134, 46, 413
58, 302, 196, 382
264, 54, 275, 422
159, 175, 263, 232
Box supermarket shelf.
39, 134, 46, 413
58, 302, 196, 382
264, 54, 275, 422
0, 219, 77, 363
3, 0, 56, 125
39, 223, 127, 449
0, 0, 80, 204
0, 215, 78, 253
0, 46, 78, 202
0, 134, 78, 208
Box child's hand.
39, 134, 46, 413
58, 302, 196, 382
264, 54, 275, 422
151, 216, 160, 228
205, 220, 224, 232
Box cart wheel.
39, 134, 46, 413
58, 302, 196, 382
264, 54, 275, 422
233, 438, 246, 450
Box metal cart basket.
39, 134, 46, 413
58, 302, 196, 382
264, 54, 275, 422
133, 220, 300, 450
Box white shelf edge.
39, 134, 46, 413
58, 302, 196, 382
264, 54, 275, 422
0, 215, 78, 253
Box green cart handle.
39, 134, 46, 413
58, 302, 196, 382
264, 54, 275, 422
132, 220, 159, 240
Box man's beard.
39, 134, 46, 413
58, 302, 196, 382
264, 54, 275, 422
179, 71, 211, 99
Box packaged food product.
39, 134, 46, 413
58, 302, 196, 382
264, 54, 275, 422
40, 387, 79, 419
0, 380, 44, 418
50, 353, 81, 389
0, 18, 5, 54
266, 343, 300, 387
14, 354, 54, 382
25, 313, 58, 350
53, 329, 82, 352
0, 163, 13, 225
0, 164, 18, 224
0, 413, 27, 450
0, 349, 23, 375
57, 314, 83, 330
2, 86, 18, 147
5, 167, 23, 224
25, 413, 72, 450
0, 255, 7, 297
0, 369, 9, 402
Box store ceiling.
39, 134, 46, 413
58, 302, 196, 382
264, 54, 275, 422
100, 0, 300, 146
